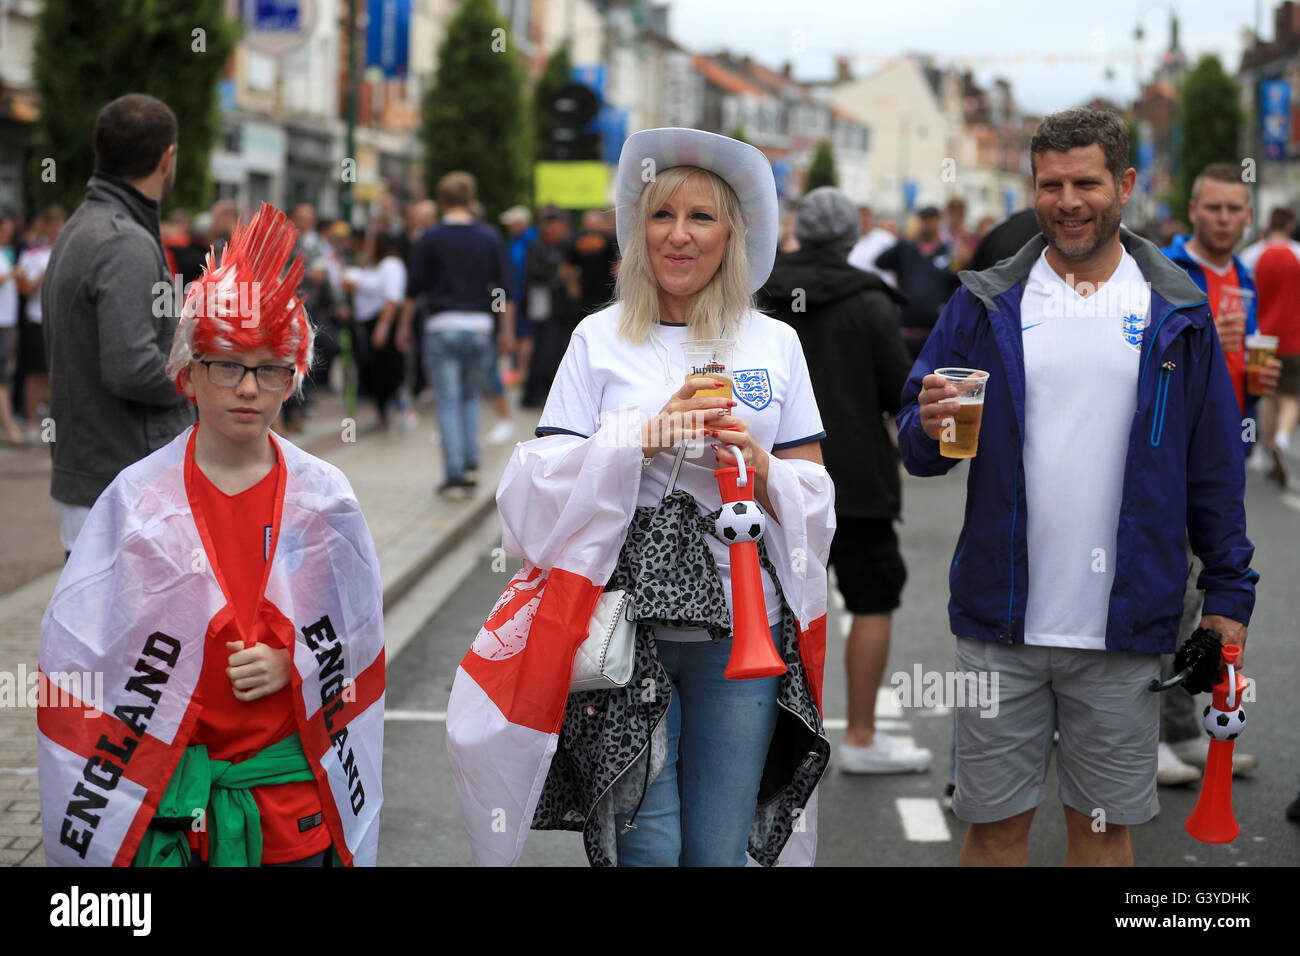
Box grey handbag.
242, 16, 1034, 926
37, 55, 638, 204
568, 444, 688, 693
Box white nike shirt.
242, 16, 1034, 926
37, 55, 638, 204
1020, 249, 1148, 650
538, 304, 826, 633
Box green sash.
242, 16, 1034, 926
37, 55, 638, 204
133, 733, 316, 867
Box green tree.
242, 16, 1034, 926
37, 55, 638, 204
422, 0, 528, 224
804, 139, 838, 192
31, 0, 240, 213
1173, 55, 1242, 216
727, 125, 750, 144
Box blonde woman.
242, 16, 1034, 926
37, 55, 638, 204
448, 129, 836, 867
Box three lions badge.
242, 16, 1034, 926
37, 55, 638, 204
733, 369, 772, 410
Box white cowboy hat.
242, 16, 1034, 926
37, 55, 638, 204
614, 127, 778, 294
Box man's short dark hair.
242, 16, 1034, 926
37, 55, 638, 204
1268, 206, 1294, 233
1029, 108, 1129, 185
94, 94, 178, 181
1190, 163, 1247, 203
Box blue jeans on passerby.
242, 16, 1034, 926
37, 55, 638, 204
614, 623, 783, 867
425, 327, 491, 481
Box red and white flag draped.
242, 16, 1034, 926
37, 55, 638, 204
37, 428, 386, 866
446, 417, 834, 866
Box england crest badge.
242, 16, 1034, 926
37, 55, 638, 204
1120, 311, 1147, 352
733, 368, 772, 410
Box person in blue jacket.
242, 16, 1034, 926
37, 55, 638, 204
897, 108, 1257, 867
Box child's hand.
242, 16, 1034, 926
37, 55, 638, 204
226, 641, 292, 702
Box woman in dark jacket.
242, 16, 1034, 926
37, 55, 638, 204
759, 186, 932, 775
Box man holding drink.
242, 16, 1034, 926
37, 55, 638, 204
898, 109, 1257, 866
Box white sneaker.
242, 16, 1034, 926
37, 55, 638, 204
838, 734, 932, 774
485, 419, 515, 445
1169, 736, 1258, 776
1247, 448, 1270, 472
1157, 741, 1201, 786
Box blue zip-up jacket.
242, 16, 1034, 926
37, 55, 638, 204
897, 229, 1257, 654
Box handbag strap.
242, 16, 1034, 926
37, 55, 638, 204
663, 443, 688, 500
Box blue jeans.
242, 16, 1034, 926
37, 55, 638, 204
615, 624, 782, 867
425, 328, 492, 480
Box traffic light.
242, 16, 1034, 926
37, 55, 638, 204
545, 82, 601, 161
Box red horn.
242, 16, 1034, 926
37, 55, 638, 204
715, 448, 786, 681
1185, 645, 1248, 844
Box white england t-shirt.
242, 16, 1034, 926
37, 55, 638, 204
352, 255, 407, 323
1020, 249, 1148, 650
538, 304, 826, 634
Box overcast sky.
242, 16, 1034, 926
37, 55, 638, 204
666, 0, 1263, 114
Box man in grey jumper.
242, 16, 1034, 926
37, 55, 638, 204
43, 94, 195, 553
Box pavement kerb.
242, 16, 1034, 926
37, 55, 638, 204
380, 488, 499, 613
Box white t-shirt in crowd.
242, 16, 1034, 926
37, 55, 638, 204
0, 248, 17, 329
538, 304, 827, 634
1020, 248, 1148, 650
17, 244, 52, 325
352, 255, 407, 323
848, 228, 898, 288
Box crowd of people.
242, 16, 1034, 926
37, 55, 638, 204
22, 89, 1299, 869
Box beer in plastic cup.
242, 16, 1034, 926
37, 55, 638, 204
680, 339, 734, 399
1246, 333, 1279, 396
1216, 286, 1254, 353
936, 367, 990, 459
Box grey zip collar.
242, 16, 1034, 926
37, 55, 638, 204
958, 225, 1208, 317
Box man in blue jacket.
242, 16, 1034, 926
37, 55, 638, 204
898, 109, 1257, 866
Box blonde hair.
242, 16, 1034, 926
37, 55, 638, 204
615, 166, 752, 345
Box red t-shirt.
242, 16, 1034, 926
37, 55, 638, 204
187, 432, 331, 864
1194, 257, 1248, 414
1254, 244, 1300, 356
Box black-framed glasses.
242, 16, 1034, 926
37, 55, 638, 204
196, 359, 295, 390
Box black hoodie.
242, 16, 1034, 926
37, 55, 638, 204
758, 246, 913, 520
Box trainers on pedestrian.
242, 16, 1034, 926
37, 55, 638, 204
464, 468, 479, 485
486, 419, 515, 445
1169, 736, 1258, 776
1286, 790, 1300, 825
838, 734, 932, 774
941, 781, 955, 812
1157, 741, 1201, 786
436, 477, 474, 500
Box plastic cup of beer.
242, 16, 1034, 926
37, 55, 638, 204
935, 367, 990, 459
680, 339, 734, 399
1246, 334, 1279, 396
1217, 286, 1254, 353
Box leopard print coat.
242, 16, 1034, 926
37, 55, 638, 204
530, 490, 830, 866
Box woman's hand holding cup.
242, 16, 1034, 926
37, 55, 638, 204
641, 376, 736, 459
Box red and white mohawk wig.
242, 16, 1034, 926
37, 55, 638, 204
167, 202, 315, 395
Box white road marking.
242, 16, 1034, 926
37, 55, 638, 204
819, 718, 909, 731
0, 767, 38, 774
896, 798, 952, 842
385, 710, 447, 722
1283, 490, 1300, 514
838, 615, 852, 637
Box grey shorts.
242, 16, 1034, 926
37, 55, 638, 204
1277, 353, 1300, 399
951, 636, 1160, 826
0, 326, 14, 385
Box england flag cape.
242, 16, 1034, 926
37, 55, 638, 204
446, 413, 833, 866
38, 426, 385, 866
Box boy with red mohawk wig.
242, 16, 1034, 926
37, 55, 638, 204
37, 204, 386, 867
